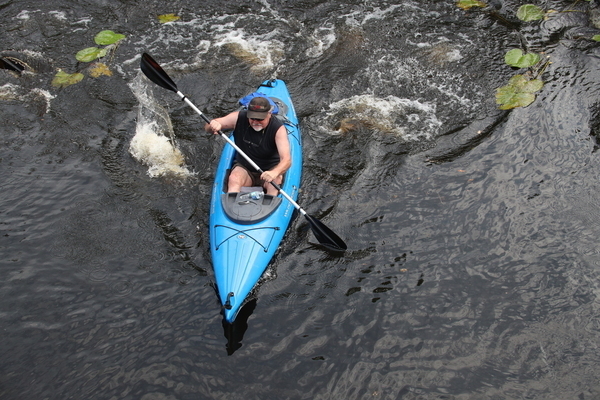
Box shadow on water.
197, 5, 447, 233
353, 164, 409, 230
222, 298, 257, 355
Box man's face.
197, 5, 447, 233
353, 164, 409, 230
249, 114, 270, 131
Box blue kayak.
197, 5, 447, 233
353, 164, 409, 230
209, 79, 302, 323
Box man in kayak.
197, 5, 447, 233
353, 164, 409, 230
204, 96, 291, 197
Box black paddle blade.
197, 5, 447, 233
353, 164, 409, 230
0, 57, 25, 73
140, 53, 178, 93
305, 214, 347, 251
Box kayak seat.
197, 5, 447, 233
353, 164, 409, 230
221, 192, 282, 224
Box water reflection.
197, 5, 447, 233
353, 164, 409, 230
222, 298, 256, 355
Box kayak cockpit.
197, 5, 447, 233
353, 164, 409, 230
221, 189, 282, 224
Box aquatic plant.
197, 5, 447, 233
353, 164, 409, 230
516, 4, 545, 21
75, 47, 108, 63
75, 30, 126, 62
504, 48, 540, 68
496, 74, 544, 109
456, 0, 486, 10
158, 14, 181, 23
456, 2, 557, 109
95, 30, 126, 46
457, 1, 598, 108
52, 30, 126, 88
51, 70, 84, 88
89, 63, 113, 77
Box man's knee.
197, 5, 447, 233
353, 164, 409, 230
228, 166, 252, 189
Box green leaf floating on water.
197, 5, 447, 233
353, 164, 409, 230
496, 75, 544, 110
158, 14, 181, 23
456, 0, 486, 10
76, 47, 108, 62
593, 35, 600, 42
94, 30, 126, 45
52, 70, 84, 88
505, 49, 541, 68
516, 4, 544, 21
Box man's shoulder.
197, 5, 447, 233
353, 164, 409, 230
271, 115, 284, 129
234, 110, 248, 125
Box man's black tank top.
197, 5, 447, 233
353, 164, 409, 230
233, 110, 282, 171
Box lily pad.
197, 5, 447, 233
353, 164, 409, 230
496, 88, 536, 110
516, 4, 544, 21
158, 14, 181, 23
456, 0, 486, 10
52, 70, 84, 88
509, 75, 544, 92
76, 47, 107, 62
496, 75, 544, 110
94, 30, 126, 46
505, 49, 540, 68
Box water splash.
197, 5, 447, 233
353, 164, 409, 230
305, 25, 337, 58
213, 28, 284, 74
128, 73, 193, 178
324, 94, 441, 141
129, 120, 190, 178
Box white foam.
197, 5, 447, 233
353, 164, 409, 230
256, 0, 281, 19
326, 94, 442, 141
71, 17, 92, 32
338, 3, 416, 27
365, 53, 477, 111
446, 49, 462, 62
0, 83, 19, 100
213, 28, 284, 73
15, 10, 32, 20
128, 74, 194, 178
30, 88, 55, 114
0, 83, 55, 113
129, 121, 192, 178
48, 11, 67, 21
196, 40, 211, 54
306, 25, 337, 58
360, 4, 404, 25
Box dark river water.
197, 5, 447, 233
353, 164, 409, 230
2, 0, 600, 398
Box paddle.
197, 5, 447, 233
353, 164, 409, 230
140, 53, 347, 251
0, 57, 25, 73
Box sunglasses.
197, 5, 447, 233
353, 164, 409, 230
249, 117, 265, 122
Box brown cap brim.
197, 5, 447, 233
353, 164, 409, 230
247, 109, 269, 119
